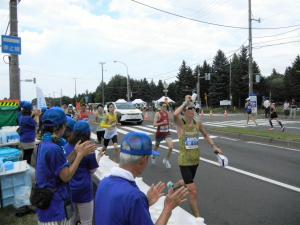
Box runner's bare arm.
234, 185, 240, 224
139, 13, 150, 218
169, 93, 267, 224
153, 112, 161, 127
197, 122, 223, 154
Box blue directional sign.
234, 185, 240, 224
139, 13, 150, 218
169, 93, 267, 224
1, 35, 21, 55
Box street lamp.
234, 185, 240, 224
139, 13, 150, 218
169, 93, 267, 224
99, 62, 105, 105
163, 81, 169, 96
113, 60, 131, 101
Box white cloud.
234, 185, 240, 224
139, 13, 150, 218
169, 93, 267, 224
0, 0, 299, 101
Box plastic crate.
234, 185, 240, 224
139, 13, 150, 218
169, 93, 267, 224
0, 147, 22, 162
1, 169, 31, 208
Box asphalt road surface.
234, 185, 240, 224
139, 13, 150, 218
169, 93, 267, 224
90, 119, 300, 225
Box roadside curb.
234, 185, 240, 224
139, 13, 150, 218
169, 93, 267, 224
207, 129, 300, 149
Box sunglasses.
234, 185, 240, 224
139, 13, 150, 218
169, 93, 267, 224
187, 107, 195, 110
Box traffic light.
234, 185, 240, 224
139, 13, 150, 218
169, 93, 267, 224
33, 77, 36, 84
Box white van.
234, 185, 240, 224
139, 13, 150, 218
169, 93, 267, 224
105, 102, 143, 125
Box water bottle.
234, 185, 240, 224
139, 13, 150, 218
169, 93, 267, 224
167, 181, 174, 191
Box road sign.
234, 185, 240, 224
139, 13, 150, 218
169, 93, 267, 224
1, 35, 21, 55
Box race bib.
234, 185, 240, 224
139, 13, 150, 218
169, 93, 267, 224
184, 137, 199, 150
159, 125, 169, 133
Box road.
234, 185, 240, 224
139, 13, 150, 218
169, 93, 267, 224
90, 119, 300, 225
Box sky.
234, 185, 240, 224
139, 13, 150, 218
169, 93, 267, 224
0, 0, 299, 101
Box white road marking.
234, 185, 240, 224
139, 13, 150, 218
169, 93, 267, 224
218, 136, 239, 142
122, 126, 152, 135
246, 141, 300, 152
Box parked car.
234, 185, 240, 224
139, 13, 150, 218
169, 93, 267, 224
104, 102, 143, 125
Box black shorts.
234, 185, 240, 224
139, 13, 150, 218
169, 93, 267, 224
96, 130, 105, 143
104, 135, 118, 147
270, 112, 278, 119
179, 165, 199, 184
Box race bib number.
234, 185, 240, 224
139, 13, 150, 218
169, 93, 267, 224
184, 137, 199, 150
159, 125, 169, 133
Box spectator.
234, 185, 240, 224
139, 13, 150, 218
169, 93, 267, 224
95, 132, 189, 225
62, 115, 76, 141
35, 107, 96, 224
65, 121, 99, 225
263, 99, 271, 118
283, 100, 290, 119
66, 104, 75, 118
18, 101, 36, 165
290, 99, 297, 119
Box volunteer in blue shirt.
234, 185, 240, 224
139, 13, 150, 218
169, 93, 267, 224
36, 107, 96, 225
65, 121, 99, 225
95, 132, 189, 225
63, 116, 76, 140
18, 101, 36, 165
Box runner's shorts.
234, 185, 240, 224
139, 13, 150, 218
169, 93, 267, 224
179, 165, 199, 184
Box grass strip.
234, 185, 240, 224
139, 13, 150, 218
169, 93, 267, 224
207, 127, 300, 143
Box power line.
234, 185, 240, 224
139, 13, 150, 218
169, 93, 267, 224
253, 27, 300, 39
253, 35, 300, 46
129, 0, 300, 30
253, 40, 300, 49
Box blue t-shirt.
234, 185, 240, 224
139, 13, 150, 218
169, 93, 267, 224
64, 143, 99, 203
18, 115, 36, 143
36, 137, 70, 222
95, 176, 154, 225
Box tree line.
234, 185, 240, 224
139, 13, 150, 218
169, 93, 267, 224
42, 47, 300, 108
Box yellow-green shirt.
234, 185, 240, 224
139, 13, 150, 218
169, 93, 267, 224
178, 119, 200, 166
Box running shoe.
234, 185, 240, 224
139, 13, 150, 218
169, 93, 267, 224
281, 126, 285, 132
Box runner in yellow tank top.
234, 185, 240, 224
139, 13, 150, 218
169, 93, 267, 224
174, 95, 224, 219
100, 103, 120, 162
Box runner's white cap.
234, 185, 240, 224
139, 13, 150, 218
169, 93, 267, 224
217, 154, 229, 167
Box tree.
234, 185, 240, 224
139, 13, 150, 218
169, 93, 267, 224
265, 69, 285, 102
284, 55, 300, 101
105, 75, 127, 102
175, 60, 195, 102
209, 50, 230, 106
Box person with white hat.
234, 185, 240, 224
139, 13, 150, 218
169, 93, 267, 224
245, 98, 258, 126
95, 132, 189, 225
173, 95, 224, 218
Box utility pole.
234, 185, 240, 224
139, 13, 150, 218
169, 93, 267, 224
9, 0, 20, 100
248, 0, 253, 96
99, 62, 105, 105
197, 67, 201, 107
229, 60, 232, 104
60, 89, 62, 106
73, 78, 77, 100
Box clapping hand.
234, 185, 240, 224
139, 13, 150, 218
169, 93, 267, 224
147, 182, 166, 206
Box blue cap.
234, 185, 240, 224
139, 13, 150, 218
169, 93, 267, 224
73, 121, 90, 135
66, 116, 76, 130
42, 107, 66, 128
121, 132, 160, 156
22, 101, 32, 110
